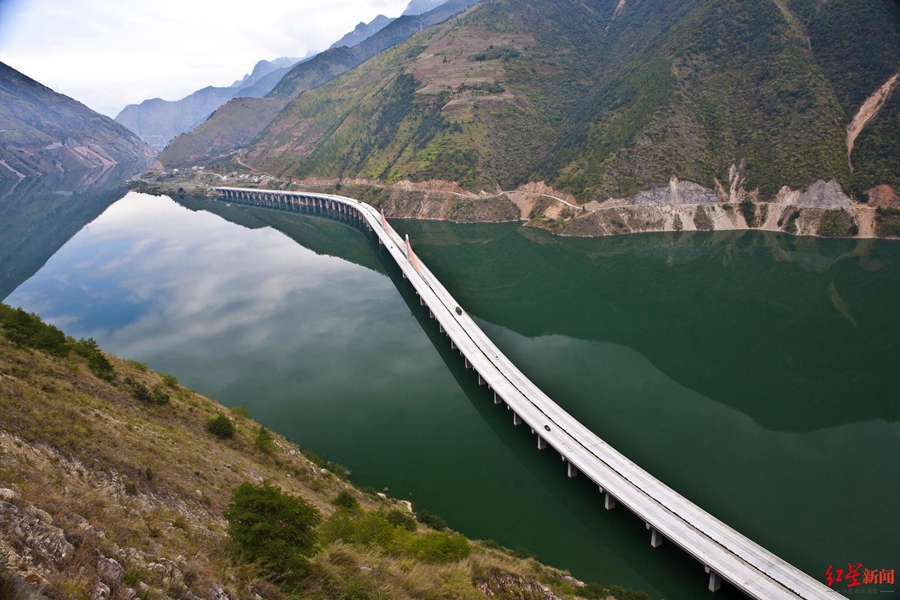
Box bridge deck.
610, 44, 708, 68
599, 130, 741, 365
214, 187, 844, 600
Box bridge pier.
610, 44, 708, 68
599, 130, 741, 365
605, 493, 616, 510
567, 462, 578, 478
451, 340, 456, 350
647, 524, 663, 548
538, 436, 547, 450
705, 568, 722, 592
513, 413, 523, 426
493, 391, 502, 405
478, 374, 485, 385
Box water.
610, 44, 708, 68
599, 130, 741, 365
3, 188, 898, 599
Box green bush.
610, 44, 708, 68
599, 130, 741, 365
333, 490, 360, 510
301, 450, 350, 479
230, 405, 249, 418
0, 305, 69, 357
161, 373, 179, 388
207, 414, 235, 439
385, 508, 416, 532
413, 507, 448, 531
740, 200, 757, 228
255, 426, 275, 454
225, 481, 321, 580
88, 352, 116, 382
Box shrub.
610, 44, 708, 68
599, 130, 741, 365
151, 386, 170, 404
301, 450, 350, 479
0, 306, 69, 357
161, 373, 179, 388
88, 352, 116, 381
123, 376, 152, 403
333, 490, 360, 510
511, 546, 535, 559
145, 467, 154, 481
125, 359, 148, 372
207, 414, 235, 439
225, 481, 321, 580
385, 508, 416, 532
409, 531, 470, 563
230, 405, 249, 418
255, 426, 275, 454
740, 200, 757, 227
413, 507, 448, 531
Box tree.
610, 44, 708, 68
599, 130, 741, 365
206, 414, 235, 439
224, 481, 321, 580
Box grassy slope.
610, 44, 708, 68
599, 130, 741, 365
239, 0, 900, 202
0, 309, 639, 600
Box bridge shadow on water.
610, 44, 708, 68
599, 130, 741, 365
195, 195, 751, 599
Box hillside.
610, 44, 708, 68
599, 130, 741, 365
114, 58, 301, 152
0, 306, 643, 600
0, 62, 156, 179
329, 15, 395, 50
158, 0, 481, 169
212, 0, 898, 210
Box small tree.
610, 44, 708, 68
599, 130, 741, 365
333, 490, 359, 510
207, 414, 235, 439
88, 352, 116, 381
225, 481, 321, 580
255, 426, 275, 454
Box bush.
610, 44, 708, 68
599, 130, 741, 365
511, 546, 535, 560
207, 414, 235, 439
225, 481, 321, 580
413, 507, 448, 531
123, 376, 152, 402
740, 200, 757, 228
161, 373, 179, 388
255, 426, 275, 454
301, 450, 350, 479
151, 386, 170, 404
385, 508, 416, 532
0, 305, 69, 357
333, 490, 360, 510
230, 405, 249, 418
88, 352, 116, 381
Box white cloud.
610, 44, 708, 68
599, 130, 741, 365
0, 0, 409, 115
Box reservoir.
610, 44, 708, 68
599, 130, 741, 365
2, 183, 898, 599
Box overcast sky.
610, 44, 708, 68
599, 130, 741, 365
0, 0, 410, 116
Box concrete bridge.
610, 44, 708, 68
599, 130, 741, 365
214, 186, 844, 600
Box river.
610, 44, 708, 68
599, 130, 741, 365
2, 184, 897, 599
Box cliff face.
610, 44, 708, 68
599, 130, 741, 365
0, 62, 156, 179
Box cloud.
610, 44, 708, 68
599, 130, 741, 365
0, 0, 409, 114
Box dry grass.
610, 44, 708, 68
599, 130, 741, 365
0, 335, 619, 600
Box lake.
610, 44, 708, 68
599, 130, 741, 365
3, 185, 898, 599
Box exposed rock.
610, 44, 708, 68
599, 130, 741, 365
97, 557, 124, 585
91, 582, 111, 600
476, 571, 565, 599
208, 583, 232, 600
0, 501, 74, 568
122, 589, 138, 600
794, 180, 851, 209
633, 176, 717, 206
866, 184, 900, 208
0, 488, 18, 501
148, 559, 185, 588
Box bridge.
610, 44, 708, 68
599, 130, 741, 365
214, 186, 844, 600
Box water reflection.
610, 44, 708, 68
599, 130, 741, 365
0, 164, 140, 299
4, 194, 898, 599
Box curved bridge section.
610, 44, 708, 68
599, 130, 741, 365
214, 187, 843, 600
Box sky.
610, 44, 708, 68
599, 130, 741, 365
0, 0, 410, 116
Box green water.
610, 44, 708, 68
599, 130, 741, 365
3, 192, 898, 599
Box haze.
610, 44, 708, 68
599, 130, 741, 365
0, 0, 410, 116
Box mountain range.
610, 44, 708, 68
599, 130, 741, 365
114, 57, 303, 152
158, 0, 900, 210
0, 62, 156, 180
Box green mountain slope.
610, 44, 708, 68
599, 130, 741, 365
0, 62, 156, 179
159, 0, 480, 169
238, 0, 899, 201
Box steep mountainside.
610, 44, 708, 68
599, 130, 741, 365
0, 309, 640, 600
158, 0, 481, 168
0, 62, 155, 179
329, 14, 394, 49
114, 57, 301, 152
233, 0, 899, 205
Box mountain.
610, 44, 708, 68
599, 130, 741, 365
0, 62, 156, 179
329, 14, 394, 49
115, 57, 303, 152
221, 0, 900, 205
0, 309, 642, 600
403, 0, 450, 16
158, 0, 481, 169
